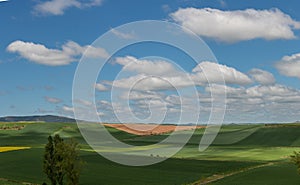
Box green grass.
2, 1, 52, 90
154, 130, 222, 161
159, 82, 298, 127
0, 180, 25, 185
211, 162, 300, 185
80, 152, 258, 185
0, 148, 46, 184
0, 148, 258, 185
234, 126, 300, 147
176, 146, 300, 161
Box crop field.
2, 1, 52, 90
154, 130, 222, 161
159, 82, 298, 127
0, 146, 30, 153
1, 122, 300, 184
104, 123, 205, 135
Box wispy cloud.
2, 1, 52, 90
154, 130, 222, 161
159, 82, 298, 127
44, 86, 54, 91
95, 83, 109, 91
33, 0, 103, 16
35, 108, 54, 114
16, 85, 34, 91
44, 96, 62, 104
62, 105, 74, 113
161, 4, 171, 12
219, 0, 227, 8
111, 28, 136, 40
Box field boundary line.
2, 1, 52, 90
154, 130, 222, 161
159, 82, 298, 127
191, 162, 275, 185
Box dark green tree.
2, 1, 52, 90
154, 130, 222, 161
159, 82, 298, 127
291, 151, 300, 174
43, 136, 56, 185
53, 135, 65, 185
43, 134, 83, 185
63, 140, 83, 185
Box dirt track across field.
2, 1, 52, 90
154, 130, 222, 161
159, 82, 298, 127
104, 123, 205, 135
191, 162, 275, 185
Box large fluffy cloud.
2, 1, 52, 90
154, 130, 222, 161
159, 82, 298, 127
7, 40, 108, 66
110, 56, 195, 90
275, 53, 300, 78
34, 0, 103, 16
170, 8, 300, 42
114, 56, 180, 76
108, 56, 252, 91
192, 61, 252, 85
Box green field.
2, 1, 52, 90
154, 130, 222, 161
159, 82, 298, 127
1, 122, 300, 184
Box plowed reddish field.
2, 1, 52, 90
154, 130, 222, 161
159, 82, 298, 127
104, 123, 205, 135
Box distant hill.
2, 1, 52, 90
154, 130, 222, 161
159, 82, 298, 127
0, 115, 76, 123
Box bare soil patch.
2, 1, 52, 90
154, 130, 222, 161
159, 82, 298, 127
104, 123, 205, 135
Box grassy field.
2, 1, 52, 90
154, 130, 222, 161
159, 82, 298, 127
0, 122, 300, 184
211, 162, 300, 185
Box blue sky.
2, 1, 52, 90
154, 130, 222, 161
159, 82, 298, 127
1, 0, 300, 123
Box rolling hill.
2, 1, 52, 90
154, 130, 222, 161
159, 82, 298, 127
0, 115, 76, 123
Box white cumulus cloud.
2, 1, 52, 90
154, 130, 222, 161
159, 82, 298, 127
249, 68, 275, 85
114, 56, 180, 76
170, 8, 300, 42
192, 61, 252, 85
275, 53, 300, 78
7, 40, 108, 66
105, 56, 252, 91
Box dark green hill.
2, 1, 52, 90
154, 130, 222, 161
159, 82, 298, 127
0, 115, 76, 123
235, 125, 300, 147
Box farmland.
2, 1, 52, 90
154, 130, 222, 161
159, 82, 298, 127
103, 123, 205, 135
0, 122, 300, 184
0, 146, 30, 153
